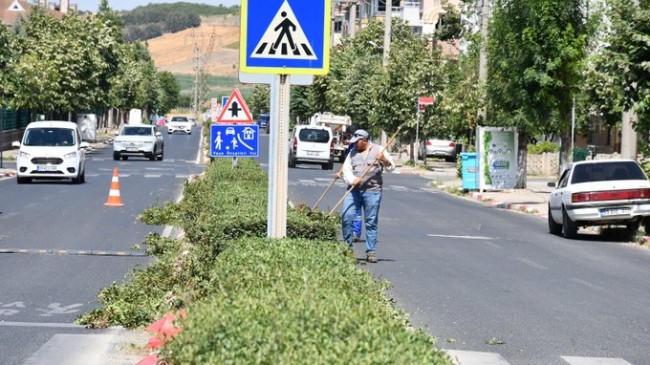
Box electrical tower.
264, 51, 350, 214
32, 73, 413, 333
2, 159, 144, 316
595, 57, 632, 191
187, 27, 219, 119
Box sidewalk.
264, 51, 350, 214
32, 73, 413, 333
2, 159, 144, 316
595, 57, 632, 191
392, 157, 556, 218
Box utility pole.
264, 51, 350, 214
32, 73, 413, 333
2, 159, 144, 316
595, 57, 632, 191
192, 43, 200, 118
381, 0, 392, 146
478, 0, 489, 88
621, 0, 639, 160
382, 0, 391, 67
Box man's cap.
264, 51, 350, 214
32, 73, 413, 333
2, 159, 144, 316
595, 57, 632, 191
349, 129, 369, 143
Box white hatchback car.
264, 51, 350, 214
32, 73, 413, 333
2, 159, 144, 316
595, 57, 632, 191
12, 121, 89, 184
113, 125, 164, 161
548, 159, 650, 238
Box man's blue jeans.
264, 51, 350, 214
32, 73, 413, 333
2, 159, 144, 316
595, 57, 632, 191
342, 189, 382, 253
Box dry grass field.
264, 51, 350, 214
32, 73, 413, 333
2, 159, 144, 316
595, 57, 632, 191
147, 14, 241, 77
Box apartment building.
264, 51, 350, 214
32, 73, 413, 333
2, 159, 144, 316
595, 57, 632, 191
332, 0, 462, 51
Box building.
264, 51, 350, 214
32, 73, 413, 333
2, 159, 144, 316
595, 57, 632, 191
332, 0, 463, 56
0, 0, 76, 27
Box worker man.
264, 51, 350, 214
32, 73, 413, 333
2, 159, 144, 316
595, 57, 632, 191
341, 129, 395, 263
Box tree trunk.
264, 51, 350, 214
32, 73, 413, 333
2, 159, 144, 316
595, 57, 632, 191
559, 125, 571, 173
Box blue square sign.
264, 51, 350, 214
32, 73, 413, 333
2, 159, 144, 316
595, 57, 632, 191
210, 124, 259, 158
240, 0, 331, 75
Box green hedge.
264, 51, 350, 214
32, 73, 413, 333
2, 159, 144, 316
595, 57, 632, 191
79, 158, 338, 328
79, 158, 452, 365
161, 238, 452, 365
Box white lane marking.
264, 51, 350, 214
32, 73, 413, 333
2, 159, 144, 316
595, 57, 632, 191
561, 357, 634, 365
569, 278, 607, 292
391, 185, 409, 191
446, 350, 510, 365
427, 234, 495, 240
516, 257, 548, 270
0, 321, 84, 328
175, 175, 188, 179
144, 174, 161, 178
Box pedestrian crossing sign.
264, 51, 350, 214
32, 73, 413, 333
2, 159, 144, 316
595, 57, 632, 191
240, 0, 330, 75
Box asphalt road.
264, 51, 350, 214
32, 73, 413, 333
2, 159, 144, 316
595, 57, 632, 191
276, 135, 650, 365
0, 126, 205, 365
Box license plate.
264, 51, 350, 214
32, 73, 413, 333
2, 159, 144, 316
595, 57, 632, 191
36, 165, 57, 172
306, 151, 320, 156
600, 208, 631, 217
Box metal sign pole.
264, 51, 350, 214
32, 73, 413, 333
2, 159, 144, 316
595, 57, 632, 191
267, 74, 291, 238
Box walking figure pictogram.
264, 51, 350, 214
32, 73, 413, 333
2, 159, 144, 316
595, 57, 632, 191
214, 131, 223, 150
270, 11, 296, 55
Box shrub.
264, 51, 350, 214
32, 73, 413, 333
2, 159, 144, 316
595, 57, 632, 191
528, 141, 560, 154
160, 238, 452, 365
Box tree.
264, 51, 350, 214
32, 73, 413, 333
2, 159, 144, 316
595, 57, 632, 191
157, 71, 180, 114
588, 0, 650, 155
0, 22, 16, 104
249, 85, 270, 120
487, 0, 590, 186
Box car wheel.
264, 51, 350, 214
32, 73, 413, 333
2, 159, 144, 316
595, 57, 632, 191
113, 152, 120, 161
121, 156, 128, 161
79, 169, 85, 184
548, 204, 562, 235
149, 149, 156, 161
157, 148, 164, 161
72, 172, 81, 184
626, 221, 640, 232
561, 206, 578, 239
288, 154, 296, 168
323, 160, 334, 170
17, 177, 31, 184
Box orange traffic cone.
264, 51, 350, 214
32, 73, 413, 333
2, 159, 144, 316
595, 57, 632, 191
104, 167, 124, 207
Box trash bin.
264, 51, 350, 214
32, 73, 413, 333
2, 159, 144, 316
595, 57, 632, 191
572, 147, 589, 162
461, 152, 478, 190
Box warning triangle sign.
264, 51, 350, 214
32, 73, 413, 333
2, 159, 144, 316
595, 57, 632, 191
216, 89, 254, 124
251, 0, 317, 61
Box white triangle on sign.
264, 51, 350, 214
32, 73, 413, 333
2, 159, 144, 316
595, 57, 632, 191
251, 0, 317, 61
216, 89, 254, 123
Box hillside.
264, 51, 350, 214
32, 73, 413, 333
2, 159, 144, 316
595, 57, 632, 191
147, 14, 240, 77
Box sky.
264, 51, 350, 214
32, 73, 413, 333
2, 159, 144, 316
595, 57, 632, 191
76, 0, 240, 12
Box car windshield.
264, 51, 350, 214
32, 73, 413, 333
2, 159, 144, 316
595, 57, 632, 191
571, 161, 647, 184
172, 117, 188, 122
24, 128, 75, 146
298, 129, 330, 143
122, 127, 153, 136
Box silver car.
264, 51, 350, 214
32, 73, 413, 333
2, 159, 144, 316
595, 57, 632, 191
419, 138, 457, 162
113, 125, 164, 161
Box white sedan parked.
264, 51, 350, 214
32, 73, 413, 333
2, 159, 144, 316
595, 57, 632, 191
548, 159, 650, 238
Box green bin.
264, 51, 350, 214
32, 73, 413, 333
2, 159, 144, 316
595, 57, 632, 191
572, 148, 589, 162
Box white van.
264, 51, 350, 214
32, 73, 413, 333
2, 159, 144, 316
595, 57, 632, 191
12, 121, 89, 184
288, 125, 334, 170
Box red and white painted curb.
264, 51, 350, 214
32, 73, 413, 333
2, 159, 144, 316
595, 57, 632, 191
136, 310, 187, 365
